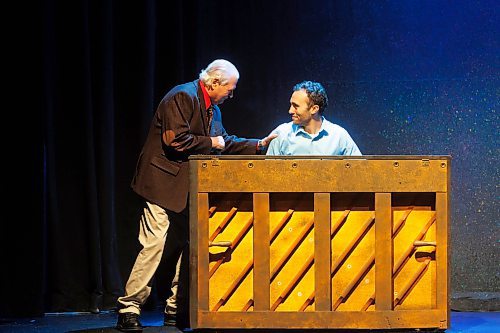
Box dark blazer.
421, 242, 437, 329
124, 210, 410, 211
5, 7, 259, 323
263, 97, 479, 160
131, 79, 259, 213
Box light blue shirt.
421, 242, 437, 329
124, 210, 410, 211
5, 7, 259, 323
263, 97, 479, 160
266, 117, 362, 156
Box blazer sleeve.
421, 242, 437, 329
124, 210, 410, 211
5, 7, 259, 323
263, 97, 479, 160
210, 106, 259, 155
160, 91, 212, 155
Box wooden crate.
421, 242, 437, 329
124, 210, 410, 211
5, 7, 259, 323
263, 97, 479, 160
189, 155, 450, 330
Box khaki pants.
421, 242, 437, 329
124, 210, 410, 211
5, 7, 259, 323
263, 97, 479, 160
118, 201, 185, 315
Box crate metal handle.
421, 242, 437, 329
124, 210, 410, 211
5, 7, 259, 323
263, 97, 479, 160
209, 241, 232, 247
413, 241, 436, 247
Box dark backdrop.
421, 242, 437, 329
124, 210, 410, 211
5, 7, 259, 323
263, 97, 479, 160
13, 0, 498, 318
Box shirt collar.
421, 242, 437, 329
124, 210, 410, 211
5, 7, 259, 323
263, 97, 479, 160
199, 81, 212, 110
293, 116, 328, 138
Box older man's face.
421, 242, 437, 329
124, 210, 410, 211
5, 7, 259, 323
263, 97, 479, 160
210, 76, 237, 105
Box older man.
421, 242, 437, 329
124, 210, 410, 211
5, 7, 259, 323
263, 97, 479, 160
117, 59, 276, 331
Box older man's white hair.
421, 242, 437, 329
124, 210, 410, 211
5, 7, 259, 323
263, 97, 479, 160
199, 59, 239, 86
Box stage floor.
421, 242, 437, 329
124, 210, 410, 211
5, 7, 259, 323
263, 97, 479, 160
0, 309, 498, 332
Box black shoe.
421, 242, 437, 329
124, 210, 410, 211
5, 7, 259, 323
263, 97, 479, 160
116, 312, 143, 332
164, 312, 176, 326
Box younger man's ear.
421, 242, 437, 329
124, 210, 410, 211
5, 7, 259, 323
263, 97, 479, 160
310, 104, 320, 115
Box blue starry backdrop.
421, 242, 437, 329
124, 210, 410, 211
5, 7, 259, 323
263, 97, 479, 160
194, 0, 499, 293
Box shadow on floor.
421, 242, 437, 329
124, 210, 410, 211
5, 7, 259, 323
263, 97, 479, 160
0, 310, 498, 333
